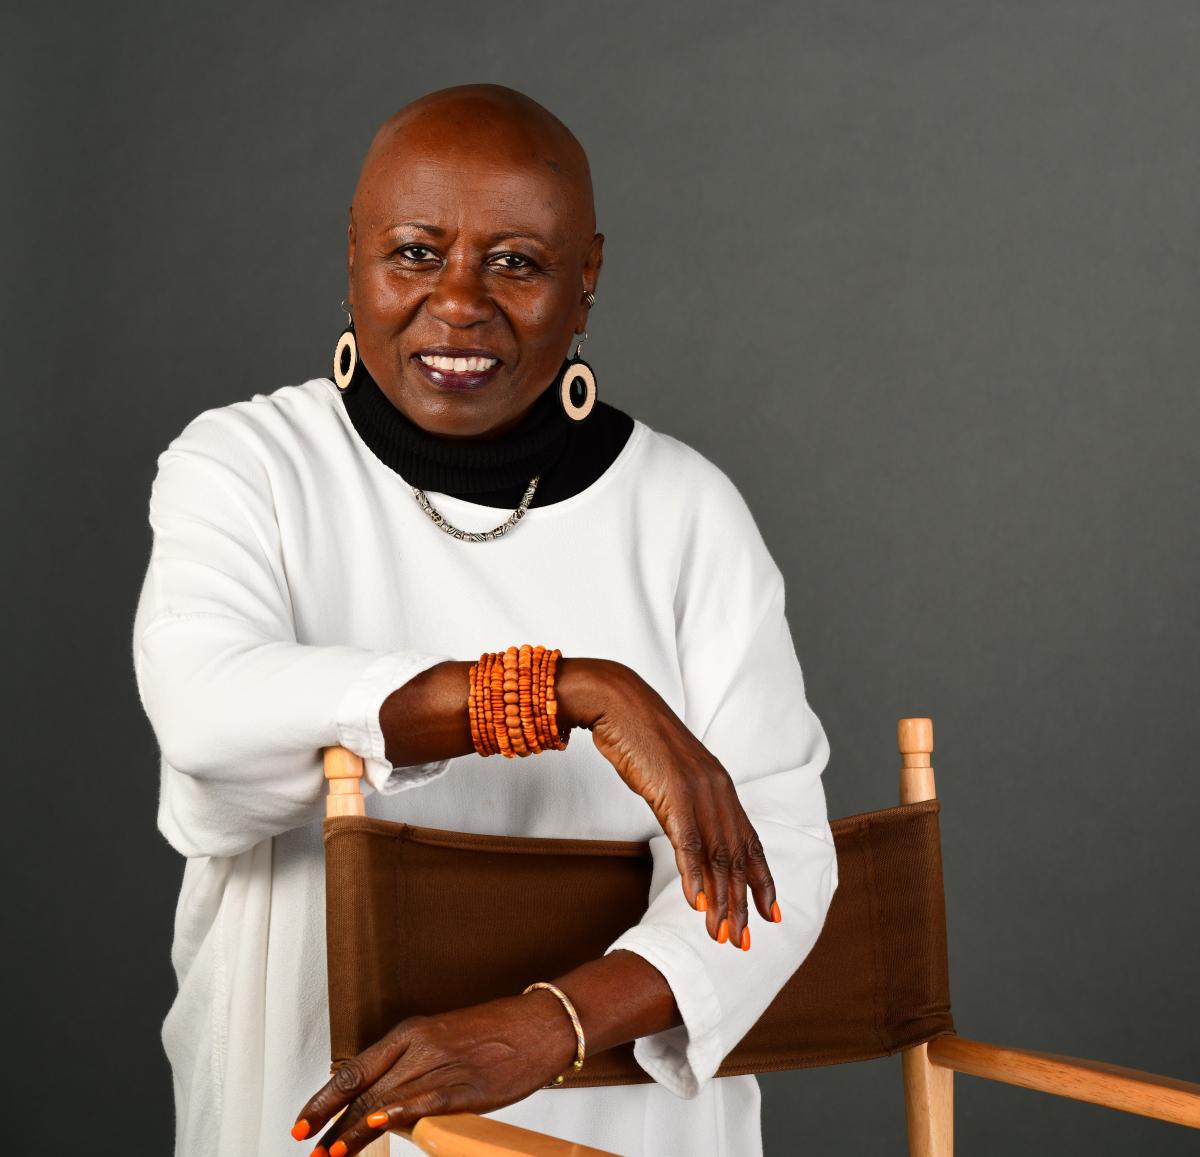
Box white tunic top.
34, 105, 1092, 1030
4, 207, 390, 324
131, 376, 838, 1157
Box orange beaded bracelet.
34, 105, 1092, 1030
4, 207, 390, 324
467, 645, 571, 758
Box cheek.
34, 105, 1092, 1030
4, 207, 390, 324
511, 296, 573, 349
358, 273, 420, 329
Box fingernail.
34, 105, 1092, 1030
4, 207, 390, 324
291, 1119, 311, 1141
367, 1111, 389, 1128
717, 918, 730, 944
329, 1142, 348, 1157
310, 1149, 328, 1157
696, 891, 708, 912
741, 926, 751, 951
771, 901, 782, 923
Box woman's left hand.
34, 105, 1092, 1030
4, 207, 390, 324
290, 990, 579, 1155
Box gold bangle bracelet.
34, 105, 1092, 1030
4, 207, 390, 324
522, 981, 586, 1086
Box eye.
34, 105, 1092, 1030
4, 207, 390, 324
395, 244, 439, 262
490, 252, 539, 272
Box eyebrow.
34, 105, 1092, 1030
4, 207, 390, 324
384, 221, 550, 245
484, 229, 548, 245
386, 220, 445, 237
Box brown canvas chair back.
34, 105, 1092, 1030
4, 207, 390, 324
324, 797, 954, 1085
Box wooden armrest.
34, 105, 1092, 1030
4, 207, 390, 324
398, 1112, 620, 1157
926, 1033, 1200, 1129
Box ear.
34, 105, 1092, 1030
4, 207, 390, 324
346, 208, 357, 304
578, 232, 604, 332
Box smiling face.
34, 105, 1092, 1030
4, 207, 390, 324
346, 86, 603, 441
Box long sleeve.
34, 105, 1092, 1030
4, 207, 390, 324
131, 408, 455, 859
605, 460, 838, 1098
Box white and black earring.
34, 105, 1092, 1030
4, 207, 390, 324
333, 300, 359, 391
560, 291, 598, 422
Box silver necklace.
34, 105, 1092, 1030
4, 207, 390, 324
411, 474, 541, 542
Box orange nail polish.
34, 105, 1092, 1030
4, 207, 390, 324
771, 901, 782, 923
291, 1119, 311, 1141
741, 926, 751, 951
367, 1111, 389, 1128
311, 1149, 328, 1157
716, 918, 730, 944
329, 1142, 347, 1157
696, 891, 708, 912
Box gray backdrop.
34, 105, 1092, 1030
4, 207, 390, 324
6, 2, 1197, 1154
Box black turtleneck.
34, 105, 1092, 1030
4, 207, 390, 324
338, 359, 635, 508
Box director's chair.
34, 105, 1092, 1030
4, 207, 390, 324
319, 718, 1200, 1156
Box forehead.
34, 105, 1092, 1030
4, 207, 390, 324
357, 138, 584, 246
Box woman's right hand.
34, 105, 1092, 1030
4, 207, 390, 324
554, 658, 780, 951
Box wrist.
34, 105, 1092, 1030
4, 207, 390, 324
519, 986, 582, 1074
553, 657, 633, 732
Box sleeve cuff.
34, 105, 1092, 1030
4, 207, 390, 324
603, 925, 725, 1099
333, 650, 457, 795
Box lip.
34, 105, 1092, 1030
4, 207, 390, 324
411, 346, 505, 392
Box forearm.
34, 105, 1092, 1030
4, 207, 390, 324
379, 654, 619, 766
538, 950, 682, 1061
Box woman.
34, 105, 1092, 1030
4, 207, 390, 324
132, 84, 838, 1157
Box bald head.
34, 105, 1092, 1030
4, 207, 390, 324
352, 84, 596, 242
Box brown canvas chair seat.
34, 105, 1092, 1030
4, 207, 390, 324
324, 798, 953, 1085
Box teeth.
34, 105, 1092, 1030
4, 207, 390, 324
418, 354, 498, 372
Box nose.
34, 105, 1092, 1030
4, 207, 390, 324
425, 255, 495, 328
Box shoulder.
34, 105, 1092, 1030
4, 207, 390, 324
634, 421, 766, 541
154, 377, 341, 483
633, 421, 785, 605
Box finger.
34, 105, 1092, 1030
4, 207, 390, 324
725, 824, 750, 952
664, 800, 723, 940
705, 773, 754, 947
311, 1093, 382, 1157
707, 830, 734, 947
713, 777, 777, 938
710, 793, 748, 951
699, 858, 722, 942
741, 823, 778, 925
291, 1036, 405, 1141
670, 824, 708, 915
690, 785, 730, 943
326, 1080, 467, 1155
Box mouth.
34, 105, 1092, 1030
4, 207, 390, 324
411, 347, 504, 391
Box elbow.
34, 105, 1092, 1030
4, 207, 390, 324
157, 727, 221, 782
145, 686, 232, 781
155, 766, 297, 859
136, 632, 326, 855
136, 633, 210, 778
135, 632, 256, 781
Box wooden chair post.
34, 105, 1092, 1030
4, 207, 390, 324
324, 745, 367, 818
322, 747, 391, 1157
897, 718, 954, 1157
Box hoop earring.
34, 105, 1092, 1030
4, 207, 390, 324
560, 332, 597, 422
333, 300, 360, 392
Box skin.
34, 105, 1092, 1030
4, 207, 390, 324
292, 86, 782, 1156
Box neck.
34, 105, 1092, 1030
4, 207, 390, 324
337, 360, 636, 508
342, 361, 572, 495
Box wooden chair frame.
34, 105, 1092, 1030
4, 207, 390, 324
321, 718, 1200, 1156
